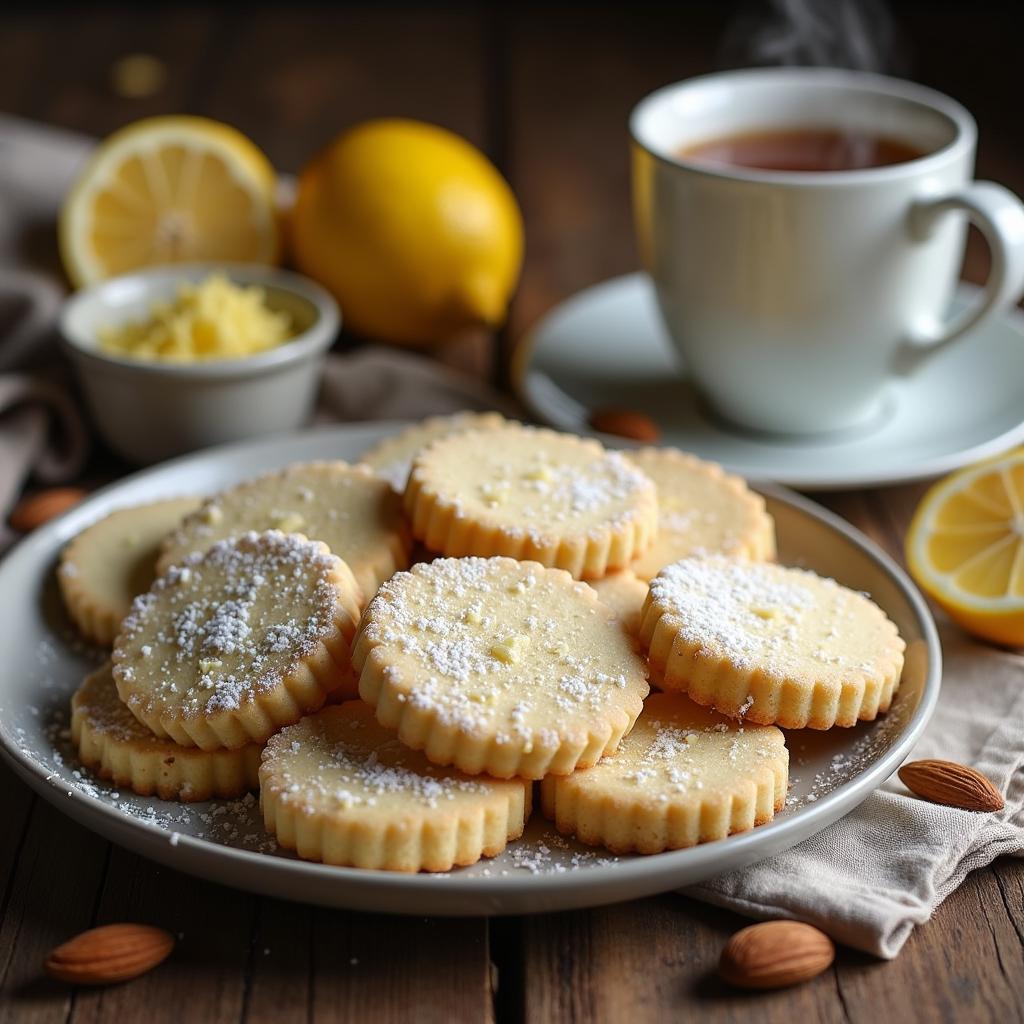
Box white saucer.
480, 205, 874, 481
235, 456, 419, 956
513, 273, 1024, 489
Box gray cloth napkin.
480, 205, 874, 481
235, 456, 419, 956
1, 114, 1021, 960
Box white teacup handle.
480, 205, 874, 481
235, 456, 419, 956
898, 182, 1024, 372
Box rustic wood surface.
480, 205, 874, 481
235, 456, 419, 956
1, 5, 1022, 1022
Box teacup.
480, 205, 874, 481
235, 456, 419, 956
631, 68, 1024, 436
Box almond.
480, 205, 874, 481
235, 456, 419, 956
9, 487, 88, 532
44, 923, 174, 985
719, 920, 834, 990
588, 407, 661, 443
898, 759, 1004, 812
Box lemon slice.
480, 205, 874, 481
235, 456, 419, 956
59, 115, 280, 287
906, 449, 1024, 645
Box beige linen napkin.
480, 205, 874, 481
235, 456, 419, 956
1, 114, 1020, 959
690, 625, 1024, 958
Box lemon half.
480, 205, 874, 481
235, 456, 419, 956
906, 448, 1024, 646
60, 115, 280, 288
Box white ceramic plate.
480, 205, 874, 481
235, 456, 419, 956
0, 423, 940, 915
514, 274, 1024, 490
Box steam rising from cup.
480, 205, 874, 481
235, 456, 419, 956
719, 0, 909, 75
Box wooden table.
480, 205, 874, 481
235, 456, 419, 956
2, 5, 1022, 1021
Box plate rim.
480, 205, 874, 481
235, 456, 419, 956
512, 273, 1024, 490
0, 422, 942, 914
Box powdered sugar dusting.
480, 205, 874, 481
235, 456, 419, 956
263, 706, 491, 813
360, 557, 647, 743
114, 531, 341, 718
595, 695, 786, 800
416, 424, 656, 543
650, 557, 899, 679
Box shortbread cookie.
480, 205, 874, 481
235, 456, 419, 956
625, 448, 775, 581
540, 692, 788, 853
353, 556, 649, 778
260, 702, 531, 872
59, 497, 202, 646
156, 462, 410, 603
72, 662, 261, 800
114, 531, 362, 749
405, 423, 658, 579
639, 557, 905, 729
359, 412, 508, 491
588, 570, 648, 635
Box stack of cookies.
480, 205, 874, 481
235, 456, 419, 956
58, 415, 905, 873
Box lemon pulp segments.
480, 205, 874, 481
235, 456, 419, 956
906, 449, 1024, 645
60, 116, 280, 287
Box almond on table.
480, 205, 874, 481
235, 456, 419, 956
587, 407, 661, 443
718, 921, 835, 990
45, 924, 175, 985
9, 487, 89, 532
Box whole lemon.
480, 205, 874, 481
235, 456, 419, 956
290, 119, 524, 346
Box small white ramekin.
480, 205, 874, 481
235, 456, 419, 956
60, 263, 340, 464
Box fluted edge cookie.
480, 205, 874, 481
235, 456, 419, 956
639, 557, 905, 729
59, 497, 202, 646
114, 531, 362, 749
404, 422, 658, 579
260, 702, 531, 872
72, 662, 261, 801
588, 570, 649, 636
625, 448, 775, 581
540, 692, 788, 853
352, 556, 649, 779
155, 461, 411, 604
359, 411, 508, 492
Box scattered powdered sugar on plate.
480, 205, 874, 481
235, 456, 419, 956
784, 697, 912, 812
508, 838, 619, 874
10, 695, 279, 853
